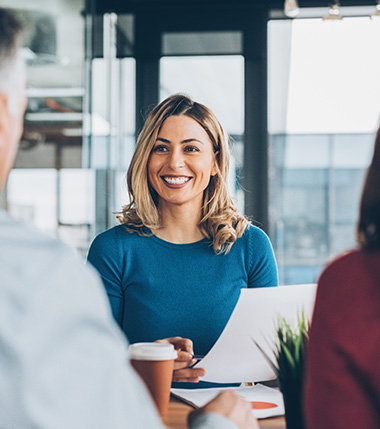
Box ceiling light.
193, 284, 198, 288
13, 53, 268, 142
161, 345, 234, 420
371, 1, 380, 19
323, 1, 343, 21
284, 0, 300, 18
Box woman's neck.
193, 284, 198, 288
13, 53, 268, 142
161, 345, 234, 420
155, 203, 205, 244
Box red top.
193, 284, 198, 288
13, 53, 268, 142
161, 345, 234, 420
304, 249, 380, 428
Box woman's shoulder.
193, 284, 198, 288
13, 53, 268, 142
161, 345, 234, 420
231, 223, 275, 260
241, 223, 272, 247
320, 249, 380, 280
88, 224, 147, 264
90, 224, 142, 248
321, 249, 364, 276
244, 223, 269, 236
317, 249, 380, 300
315, 250, 380, 328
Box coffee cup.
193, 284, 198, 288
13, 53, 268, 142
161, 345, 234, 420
129, 342, 177, 416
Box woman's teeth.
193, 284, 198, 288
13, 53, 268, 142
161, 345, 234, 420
163, 176, 190, 185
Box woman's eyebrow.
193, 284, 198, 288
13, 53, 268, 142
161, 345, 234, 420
182, 138, 204, 145
156, 137, 170, 143
155, 137, 205, 145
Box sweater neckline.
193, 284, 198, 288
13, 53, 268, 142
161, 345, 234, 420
148, 230, 210, 249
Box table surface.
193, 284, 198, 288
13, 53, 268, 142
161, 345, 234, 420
163, 397, 286, 429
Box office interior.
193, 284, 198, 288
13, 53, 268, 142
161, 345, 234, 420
0, 0, 378, 285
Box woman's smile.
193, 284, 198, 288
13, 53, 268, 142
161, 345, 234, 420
162, 175, 192, 186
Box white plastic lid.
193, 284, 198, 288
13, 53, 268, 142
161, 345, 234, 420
129, 342, 178, 361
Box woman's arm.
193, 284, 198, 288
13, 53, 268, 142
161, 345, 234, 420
87, 229, 124, 327
247, 226, 278, 288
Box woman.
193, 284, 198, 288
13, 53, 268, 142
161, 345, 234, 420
88, 94, 278, 383
304, 127, 380, 427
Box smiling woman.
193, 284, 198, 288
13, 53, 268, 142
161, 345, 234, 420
87, 94, 278, 388
117, 94, 250, 253
148, 115, 218, 241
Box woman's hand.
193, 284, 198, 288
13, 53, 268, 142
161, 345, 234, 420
189, 390, 259, 429
155, 337, 205, 383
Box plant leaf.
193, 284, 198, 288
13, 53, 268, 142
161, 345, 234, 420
252, 338, 279, 375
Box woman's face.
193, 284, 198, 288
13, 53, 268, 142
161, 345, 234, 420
148, 114, 217, 212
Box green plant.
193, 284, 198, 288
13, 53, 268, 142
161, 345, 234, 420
255, 311, 310, 429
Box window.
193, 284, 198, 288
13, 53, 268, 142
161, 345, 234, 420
268, 17, 380, 284
2, 0, 89, 254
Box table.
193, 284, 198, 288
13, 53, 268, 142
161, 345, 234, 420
163, 397, 286, 428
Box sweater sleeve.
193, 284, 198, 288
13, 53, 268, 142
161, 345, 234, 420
247, 226, 278, 288
87, 228, 124, 327
304, 253, 380, 428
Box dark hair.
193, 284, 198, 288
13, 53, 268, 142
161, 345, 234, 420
357, 127, 380, 250
0, 8, 23, 65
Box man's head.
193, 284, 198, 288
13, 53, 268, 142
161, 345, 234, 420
0, 8, 27, 190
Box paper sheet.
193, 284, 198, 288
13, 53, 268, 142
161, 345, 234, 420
171, 383, 285, 419
194, 284, 317, 383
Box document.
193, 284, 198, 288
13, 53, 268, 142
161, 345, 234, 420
194, 284, 317, 383
171, 383, 284, 419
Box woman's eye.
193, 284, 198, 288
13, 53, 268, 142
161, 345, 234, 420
184, 146, 200, 152
152, 145, 168, 153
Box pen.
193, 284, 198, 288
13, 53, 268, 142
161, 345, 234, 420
192, 354, 204, 361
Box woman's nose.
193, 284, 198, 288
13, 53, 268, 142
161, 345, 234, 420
168, 149, 185, 169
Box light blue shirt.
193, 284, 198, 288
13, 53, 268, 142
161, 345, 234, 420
0, 210, 236, 429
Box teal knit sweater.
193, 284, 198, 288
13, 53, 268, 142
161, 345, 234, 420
88, 224, 278, 357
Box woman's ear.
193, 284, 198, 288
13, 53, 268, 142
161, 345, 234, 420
0, 93, 11, 140
211, 152, 219, 177
0, 93, 9, 125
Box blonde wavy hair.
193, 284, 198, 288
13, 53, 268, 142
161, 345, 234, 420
118, 94, 250, 254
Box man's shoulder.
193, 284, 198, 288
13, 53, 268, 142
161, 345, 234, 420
0, 210, 65, 249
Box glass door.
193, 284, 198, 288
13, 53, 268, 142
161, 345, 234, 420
84, 5, 268, 244
84, 12, 136, 237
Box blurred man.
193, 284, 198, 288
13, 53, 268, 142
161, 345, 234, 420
0, 8, 258, 429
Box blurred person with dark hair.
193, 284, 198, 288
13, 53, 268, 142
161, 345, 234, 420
305, 127, 380, 428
